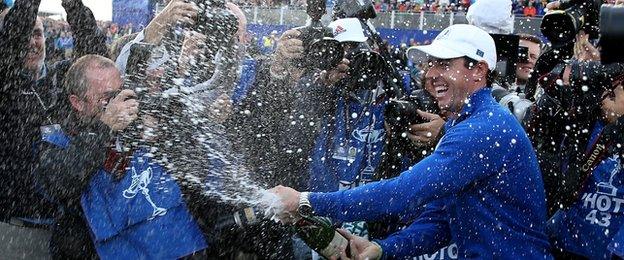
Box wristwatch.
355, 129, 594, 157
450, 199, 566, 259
297, 192, 313, 217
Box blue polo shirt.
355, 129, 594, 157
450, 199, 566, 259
309, 87, 552, 259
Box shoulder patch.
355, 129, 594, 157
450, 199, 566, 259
40, 124, 70, 149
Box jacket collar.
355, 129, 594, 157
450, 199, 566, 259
449, 87, 492, 127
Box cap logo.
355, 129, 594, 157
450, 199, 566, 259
476, 50, 484, 57
334, 25, 347, 36
438, 29, 451, 40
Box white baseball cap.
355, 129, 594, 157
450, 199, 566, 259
328, 18, 368, 43
407, 24, 497, 70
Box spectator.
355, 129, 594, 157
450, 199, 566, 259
55, 31, 75, 59
523, 0, 538, 17
398, 2, 408, 12
538, 0, 549, 15
0, 0, 108, 258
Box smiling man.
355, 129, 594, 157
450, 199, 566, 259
271, 24, 552, 259
515, 34, 542, 92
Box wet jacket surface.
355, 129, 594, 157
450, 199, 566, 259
309, 88, 553, 259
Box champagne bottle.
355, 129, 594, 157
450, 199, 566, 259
295, 215, 351, 259
213, 207, 262, 232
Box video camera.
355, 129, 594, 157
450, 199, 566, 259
490, 34, 521, 88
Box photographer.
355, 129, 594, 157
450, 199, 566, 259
282, 17, 389, 208
547, 82, 624, 259
523, 0, 624, 215
34, 55, 211, 259
515, 34, 543, 93
0, 0, 108, 257
523, 2, 624, 257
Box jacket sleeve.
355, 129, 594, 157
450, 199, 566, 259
62, 0, 108, 58
376, 201, 451, 259
309, 122, 512, 222
609, 223, 624, 257
34, 122, 113, 207
0, 0, 42, 84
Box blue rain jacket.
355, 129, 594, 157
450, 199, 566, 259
39, 128, 208, 259
80, 150, 207, 259
309, 88, 552, 259
548, 121, 624, 259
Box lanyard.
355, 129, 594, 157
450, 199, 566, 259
22, 86, 53, 125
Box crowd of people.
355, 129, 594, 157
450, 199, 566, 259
234, 0, 562, 17
1, 0, 624, 259
41, 18, 136, 64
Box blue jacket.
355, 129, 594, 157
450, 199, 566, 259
231, 57, 257, 105
548, 121, 624, 259
309, 88, 552, 259
309, 90, 387, 192
38, 128, 207, 259
81, 150, 208, 259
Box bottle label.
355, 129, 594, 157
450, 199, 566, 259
320, 232, 349, 258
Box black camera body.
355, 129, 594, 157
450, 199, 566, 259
294, 22, 343, 71
490, 34, 520, 88
384, 89, 440, 133
293, 0, 344, 71
190, 0, 238, 40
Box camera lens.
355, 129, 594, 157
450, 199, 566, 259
540, 9, 582, 47
308, 39, 344, 71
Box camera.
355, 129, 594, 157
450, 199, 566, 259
490, 34, 521, 88
293, 0, 344, 71
540, 0, 601, 47
341, 39, 387, 90
518, 46, 530, 64
189, 0, 238, 41
332, 0, 377, 20
384, 89, 440, 134
600, 4, 624, 64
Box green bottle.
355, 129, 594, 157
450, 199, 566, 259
295, 215, 351, 259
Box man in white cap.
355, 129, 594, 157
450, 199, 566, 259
270, 24, 552, 259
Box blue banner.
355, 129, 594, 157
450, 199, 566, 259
112, 0, 154, 30
247, 24, 440, 49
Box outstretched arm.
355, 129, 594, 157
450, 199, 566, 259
62, 0, 108, 58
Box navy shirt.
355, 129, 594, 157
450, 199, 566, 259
309, 88, 552, 259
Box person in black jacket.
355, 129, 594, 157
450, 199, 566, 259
0, 0, 108, 257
